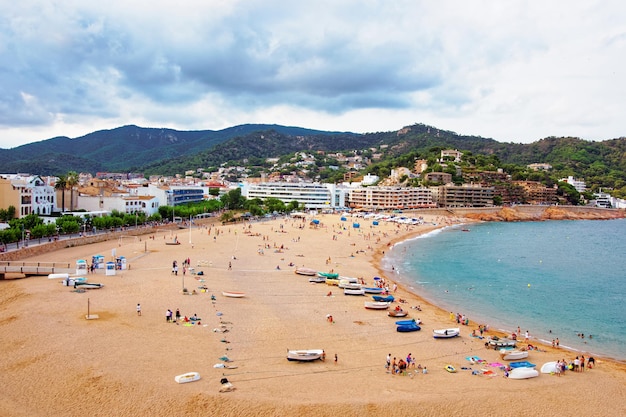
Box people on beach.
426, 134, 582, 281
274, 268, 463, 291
136, 303, 141, 316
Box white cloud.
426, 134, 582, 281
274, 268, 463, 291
0, 0, 624, 149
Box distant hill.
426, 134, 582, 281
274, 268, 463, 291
0, 124, 350, 175
0, 123, 624, 194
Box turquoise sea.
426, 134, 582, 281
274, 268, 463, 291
383, 218, 626, 362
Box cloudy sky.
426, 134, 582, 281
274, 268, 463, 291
1, 0, 624, 149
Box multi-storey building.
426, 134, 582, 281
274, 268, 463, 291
348, 187, 434, 210
243, 182, 347, 209
430, 184, 494, 207
513, 181, 557, 205
0, 174, 57, 218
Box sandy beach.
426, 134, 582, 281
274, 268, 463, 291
1, 213, 625, 417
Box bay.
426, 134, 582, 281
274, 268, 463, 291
384, 218, 626, 362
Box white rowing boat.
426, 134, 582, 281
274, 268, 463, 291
174, 372, 201, 383
364, 301, 390, 310
222, 291, 245, 298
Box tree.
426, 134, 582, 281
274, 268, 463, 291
55, 175, 67, 212
0, 206, 16, 222
556, 182, 581, 205
65, 171, 79, 211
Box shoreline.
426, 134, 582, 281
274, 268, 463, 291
1, 210, 625, 416
374, 217, 626, 365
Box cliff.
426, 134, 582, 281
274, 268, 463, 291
460, 206, 625, 222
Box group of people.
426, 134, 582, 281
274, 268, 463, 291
450, 312, 471, 326
166, 308, 183, 323
554, 355, 595, 376
386, 353, 427, 375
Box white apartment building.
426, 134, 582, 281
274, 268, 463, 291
243, 182, 347, 209
0, 174, 57, 218
560, 176, 586, 193
77, 194, 160, 216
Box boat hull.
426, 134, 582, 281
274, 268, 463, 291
364, 301, 390, 310
396, 324, 421, 332
175, 372, 201, 383
509, 361, 536, 369
287, 349, 324, 362
508, 367, 539, 379
500, 350, 529, 361
388, 310, 408, 317
433, 328, 460, 338
222, 291, 245, 298
295, 268, 317, 276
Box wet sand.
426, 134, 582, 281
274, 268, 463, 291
1, 213, 624, 417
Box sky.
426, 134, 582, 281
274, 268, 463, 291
1, 0, 624, 149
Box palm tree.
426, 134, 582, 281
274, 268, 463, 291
65, 171, 79, 211
55, 175, 67, 212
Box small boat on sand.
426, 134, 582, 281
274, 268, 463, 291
175, 372, 201, 383
508, 367, 539, 379
509, 361, 536, 369
75, 282, 104, 289
396, 323, 421, 332
295, 267, 317, 276
395, 319, 420, 325
344, 287, 365, 296
287, 349, 325, 362
487, 337, 516, 349
540, 361, 559, 374
433, 328, 460, 338
388, 309, 408, 317
372, 295, 394, 302
364, 301, 390, 310
363, 287, 383, 294
317, 271, 339, 279
500, 350, 529, 361
222, 291, 245, 298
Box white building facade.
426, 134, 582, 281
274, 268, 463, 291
243, 182, 347, 209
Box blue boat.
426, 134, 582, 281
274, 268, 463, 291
372, 295, 394, 302
395, 319, 416, 326
396, 324, 421, 332
509, 361, 536, 369
363, 287, 383, 294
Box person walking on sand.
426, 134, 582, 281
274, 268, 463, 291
175, 308, 181, 322
136, 303, 141, 316
334, 353, 338, 364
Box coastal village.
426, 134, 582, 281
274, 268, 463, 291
1, 148, 624, 232
1, 147, 625, 416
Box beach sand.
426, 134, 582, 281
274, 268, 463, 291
1, 213, 624, 417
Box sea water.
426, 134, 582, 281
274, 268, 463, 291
384, 218, 626, 362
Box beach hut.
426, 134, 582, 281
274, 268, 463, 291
76, 259, 87, 275
105, 262, 116, 276
116, 256, 127, 270
92, 255, 105, 269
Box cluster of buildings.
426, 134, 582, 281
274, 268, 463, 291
1, 150, 624, 220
